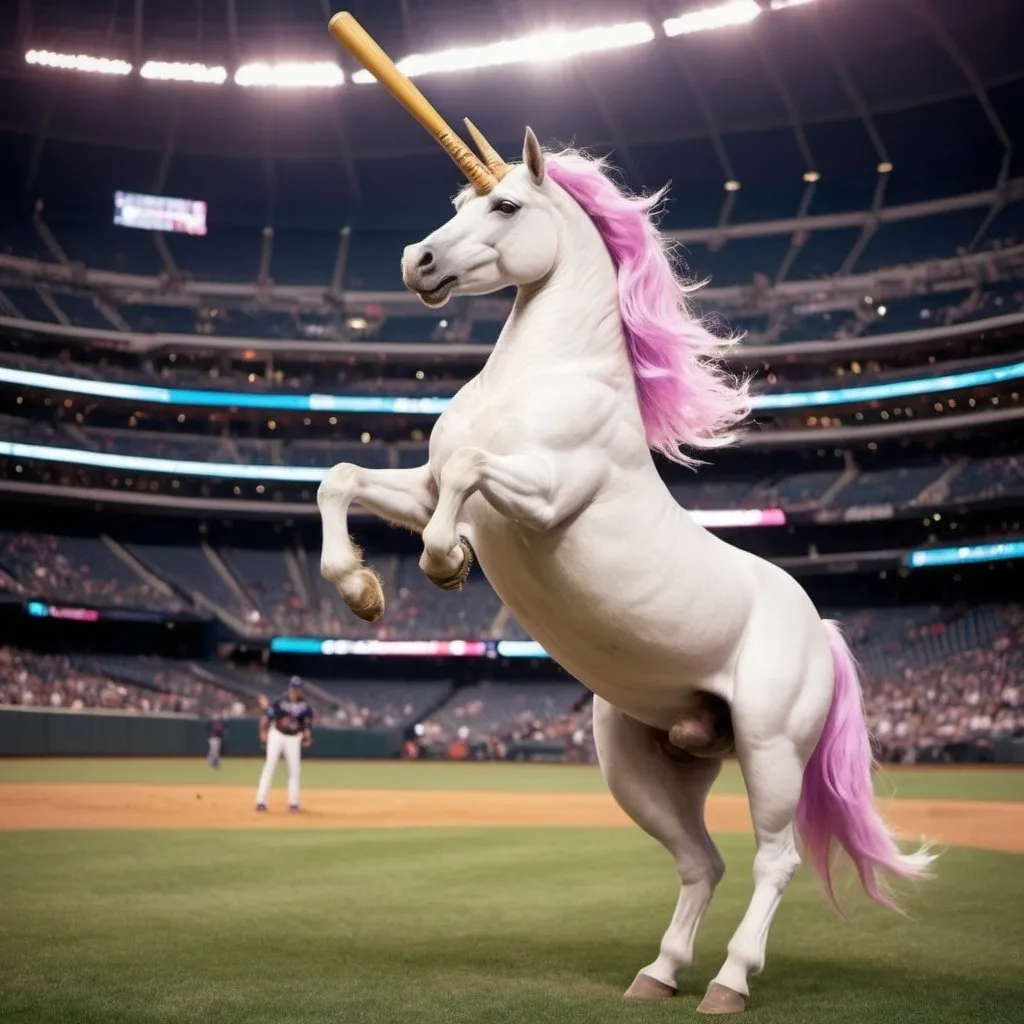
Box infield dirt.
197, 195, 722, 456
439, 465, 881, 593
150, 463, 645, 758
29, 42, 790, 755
0, 783, 1021, 853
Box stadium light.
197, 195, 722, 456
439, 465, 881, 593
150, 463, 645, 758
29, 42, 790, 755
802, 170, 821, 183
663, 1, 761, 37
724, 179, 742, 192
25, 49, 132, 75
235, 61, 344, 88
770, 0, 817, 9
141, 60, 226, 84
877, 160, 894, 174
350, 21, 655, 83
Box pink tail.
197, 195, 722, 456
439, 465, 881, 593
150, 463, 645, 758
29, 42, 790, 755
795, 620, 934, 912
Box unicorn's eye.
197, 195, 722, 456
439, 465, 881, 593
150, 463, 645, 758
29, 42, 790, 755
492, 199, 520, 216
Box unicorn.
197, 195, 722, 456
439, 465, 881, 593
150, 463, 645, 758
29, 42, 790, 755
320, 13, 933, 1014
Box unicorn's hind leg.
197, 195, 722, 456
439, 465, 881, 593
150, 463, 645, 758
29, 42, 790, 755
592, 696, 724, 1001
699, 737, 805, 1014
700, 619, 833, 1013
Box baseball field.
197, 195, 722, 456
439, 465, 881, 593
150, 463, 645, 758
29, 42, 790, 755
0, 759, 1021, 1024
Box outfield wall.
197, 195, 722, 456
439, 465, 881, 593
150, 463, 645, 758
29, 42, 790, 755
0, 707, 401, 758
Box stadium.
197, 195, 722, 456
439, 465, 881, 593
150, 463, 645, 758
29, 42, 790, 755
0, 0, 1021, 1021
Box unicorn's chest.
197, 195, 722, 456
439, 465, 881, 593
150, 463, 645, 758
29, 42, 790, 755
427, 369, 623, 478
426, 382, 492, 474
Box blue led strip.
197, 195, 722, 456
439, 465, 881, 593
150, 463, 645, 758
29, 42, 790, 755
1, 360, 1022, 414
0, 441, 325, 481
907, 540, 1024, 568
754, 360, 1024, 410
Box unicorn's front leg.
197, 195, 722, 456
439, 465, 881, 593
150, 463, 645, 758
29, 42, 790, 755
318, 464, 436, 620
420, 445, 602, 588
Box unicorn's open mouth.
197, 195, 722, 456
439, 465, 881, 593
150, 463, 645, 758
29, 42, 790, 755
417, 275, 457, 307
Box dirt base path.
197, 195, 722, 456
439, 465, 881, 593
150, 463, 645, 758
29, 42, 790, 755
0, 783, 1021, 853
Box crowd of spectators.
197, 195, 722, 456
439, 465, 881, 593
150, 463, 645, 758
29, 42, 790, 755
0, 648, 249, 716
0, 532, 183, 612
857, 605, 1024, 762
321, 679, 452, 729
2, 604, 1020, 763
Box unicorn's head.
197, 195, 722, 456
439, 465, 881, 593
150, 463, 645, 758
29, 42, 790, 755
326, 12, 749, 465
403, 133, 751, 465
402, 128, 558, 307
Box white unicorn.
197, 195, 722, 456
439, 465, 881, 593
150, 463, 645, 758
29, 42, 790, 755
320, 13, 933, 1014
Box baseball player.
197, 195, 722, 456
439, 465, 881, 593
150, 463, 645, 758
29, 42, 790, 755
255, 676, 313, 812
206, 716, 227, 769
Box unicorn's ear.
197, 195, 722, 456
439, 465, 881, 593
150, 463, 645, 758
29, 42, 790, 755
522, 127, 545, 186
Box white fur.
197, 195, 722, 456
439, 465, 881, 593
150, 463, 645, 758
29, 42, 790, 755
319, 131, 839, 1004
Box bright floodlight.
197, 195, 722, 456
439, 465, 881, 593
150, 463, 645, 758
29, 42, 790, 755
724, 179, 742, 192
25, 49, 132, 75
350, 21, 655, 83
802, 170, 821, 183
141, 60, 227, 84
770, 0, 817, 9
663, 1, 761, 37
235, 61, 344, 88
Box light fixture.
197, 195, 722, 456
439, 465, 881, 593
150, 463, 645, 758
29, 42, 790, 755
26, 49, 132, 75
877, 160, 893, 174
802, 170, 821, 183
351, 21, 655, 83
347, 316, 368, 330
877, 305, 888, 316
141, 60, 226, 84
235, 62, 344, 88
770, 0, 817, 9
724, 179, 742, 192
663, 1, 761, 38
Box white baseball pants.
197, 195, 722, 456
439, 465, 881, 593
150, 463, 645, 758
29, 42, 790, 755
255, 726, 302, 807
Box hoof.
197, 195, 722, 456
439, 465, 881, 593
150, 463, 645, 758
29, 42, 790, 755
424, 537, 475, 592
341, 568, 385, 622
696, 982, 747, 1015
624, 972, 676, 1002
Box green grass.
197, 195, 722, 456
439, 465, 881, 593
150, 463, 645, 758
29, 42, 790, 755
1, 757, 1023, 802
0, 827, 1021, 1024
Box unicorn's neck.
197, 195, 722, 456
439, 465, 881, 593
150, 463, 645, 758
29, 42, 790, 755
488, 207, 631, 384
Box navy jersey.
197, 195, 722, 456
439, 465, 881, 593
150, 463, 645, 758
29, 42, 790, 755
208, 720, 226, 739
266, 694, 313, 736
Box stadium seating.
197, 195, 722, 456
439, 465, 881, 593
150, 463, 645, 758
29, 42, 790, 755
0, 531, 183, 612
1, 286, 59, 323
128, 542, 259, 625
422, 679, 588, 744
836, 463, 948, 507
315, 678, 454, 728
219, 547, 315, 636
0, 647, 250, 717
947, 455, 1024, 503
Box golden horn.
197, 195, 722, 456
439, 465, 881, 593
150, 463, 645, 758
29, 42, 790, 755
328, 12, 497, 194
463, 118, 511, 180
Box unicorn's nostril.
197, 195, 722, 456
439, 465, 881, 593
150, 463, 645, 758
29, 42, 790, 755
417, 249, 435, 270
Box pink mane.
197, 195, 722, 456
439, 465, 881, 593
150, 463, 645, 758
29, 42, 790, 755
546, 151, 750, 466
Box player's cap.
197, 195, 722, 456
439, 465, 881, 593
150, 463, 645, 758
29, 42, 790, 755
289, 676, 303, 688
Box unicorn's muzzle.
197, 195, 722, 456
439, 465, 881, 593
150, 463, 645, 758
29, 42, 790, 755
402, 242, 458, 307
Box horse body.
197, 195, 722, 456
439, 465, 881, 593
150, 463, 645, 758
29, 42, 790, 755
318, 131, 933, 1013
424, 192, 757, 731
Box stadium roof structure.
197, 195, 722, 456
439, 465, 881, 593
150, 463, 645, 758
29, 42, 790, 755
2, 0, 1022, 232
